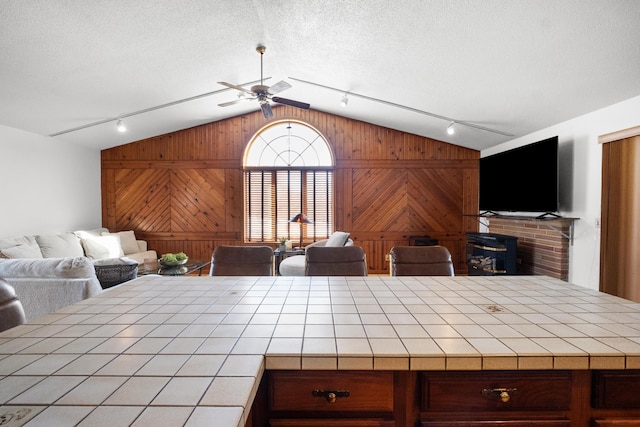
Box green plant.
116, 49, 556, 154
279, 237, 287, 245
161, 252, 188, 262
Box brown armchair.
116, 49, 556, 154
305, 246, 367, 276
389, 245, 454, 276
210, 246, 274, 276
0, 279, 26, 332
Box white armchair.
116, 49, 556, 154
279, 234, 353, 276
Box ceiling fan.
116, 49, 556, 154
218, 46, 310, 118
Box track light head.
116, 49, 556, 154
340, 94, 348, 107
446, 121, 455, 135
116, 119, 126, 133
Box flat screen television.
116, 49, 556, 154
479, 136, 559, 215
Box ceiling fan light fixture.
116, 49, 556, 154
116, 119, 126, 133
340, 94, 348, 107
446, 121, 455, 135
218, 45, 309, 119
260, 100, 273, 119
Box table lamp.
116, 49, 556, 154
290, 213, 312, 249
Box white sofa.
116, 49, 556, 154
0, 227, 156, 265
0, 257, 102, 321
0, 228, 156, 320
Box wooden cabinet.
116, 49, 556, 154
420, 371, 572, 426
250, 369, 640, 426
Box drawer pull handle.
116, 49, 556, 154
312, 389, 350, 403
481, 387, 518, 403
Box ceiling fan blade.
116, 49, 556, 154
272, 96, 310, 110
260, 102, 273, 118
218, 81, 254, 95
218, 98, 251, 107
268, 80, 292, 95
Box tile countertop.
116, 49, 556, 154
2, 275, 640, 426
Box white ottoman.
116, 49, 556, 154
279, 255, 306, 276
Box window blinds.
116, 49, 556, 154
245, 169, 333, 242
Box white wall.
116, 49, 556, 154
0, 124, 101, 238
482, 95, 640, 290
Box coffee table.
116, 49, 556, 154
138, 259, 211, 276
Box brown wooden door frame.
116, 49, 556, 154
599, 125, 640, 301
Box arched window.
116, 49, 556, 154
244, 120, 334, 244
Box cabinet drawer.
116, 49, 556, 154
421, 371, 572, 412
592, 420, 640, 426
270, 419, 395, 426
592, 370, 640, 409
421, 421, 570, 426
269, 371, 394, 412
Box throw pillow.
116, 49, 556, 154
0, 243, 44, 259
74, 228, 110, 240
325, 231, 350, 247
0, 235, 38, 250
81, 235, 124, 259
35, 232, 85, 258
102, 230, 138, 255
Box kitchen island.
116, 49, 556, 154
1, 275, 640, 426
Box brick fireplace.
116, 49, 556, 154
486, 217, 575, 281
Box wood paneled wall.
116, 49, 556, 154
102, 106, 480, 274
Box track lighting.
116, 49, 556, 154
446, 121, 455, 135
49, 77, 268, 137
116, 119, 126, 133
340, 94, 348, 107
289, 77, 514, 137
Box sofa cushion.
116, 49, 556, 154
35, 232, 85, 258
74, 228, 110, 240
0, 257, 96, 279
81, 235, 125, 259
102, 230, 138, 255
0, 235, 38, 250
0, 243, 43, 259
324, 231, 350, 247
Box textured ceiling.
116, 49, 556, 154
1, 0, 639, 151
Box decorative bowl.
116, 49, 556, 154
159, 257, 188, 267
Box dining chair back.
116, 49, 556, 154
305, 246, 367, 276
389, 245, 455, 276
0, 279, 26, 332
210, 246, 274, 276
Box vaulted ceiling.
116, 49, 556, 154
1, 1, 639, 152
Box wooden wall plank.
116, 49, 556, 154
102, 106, 480, 274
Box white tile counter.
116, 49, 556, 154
2, 275, 640, 426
